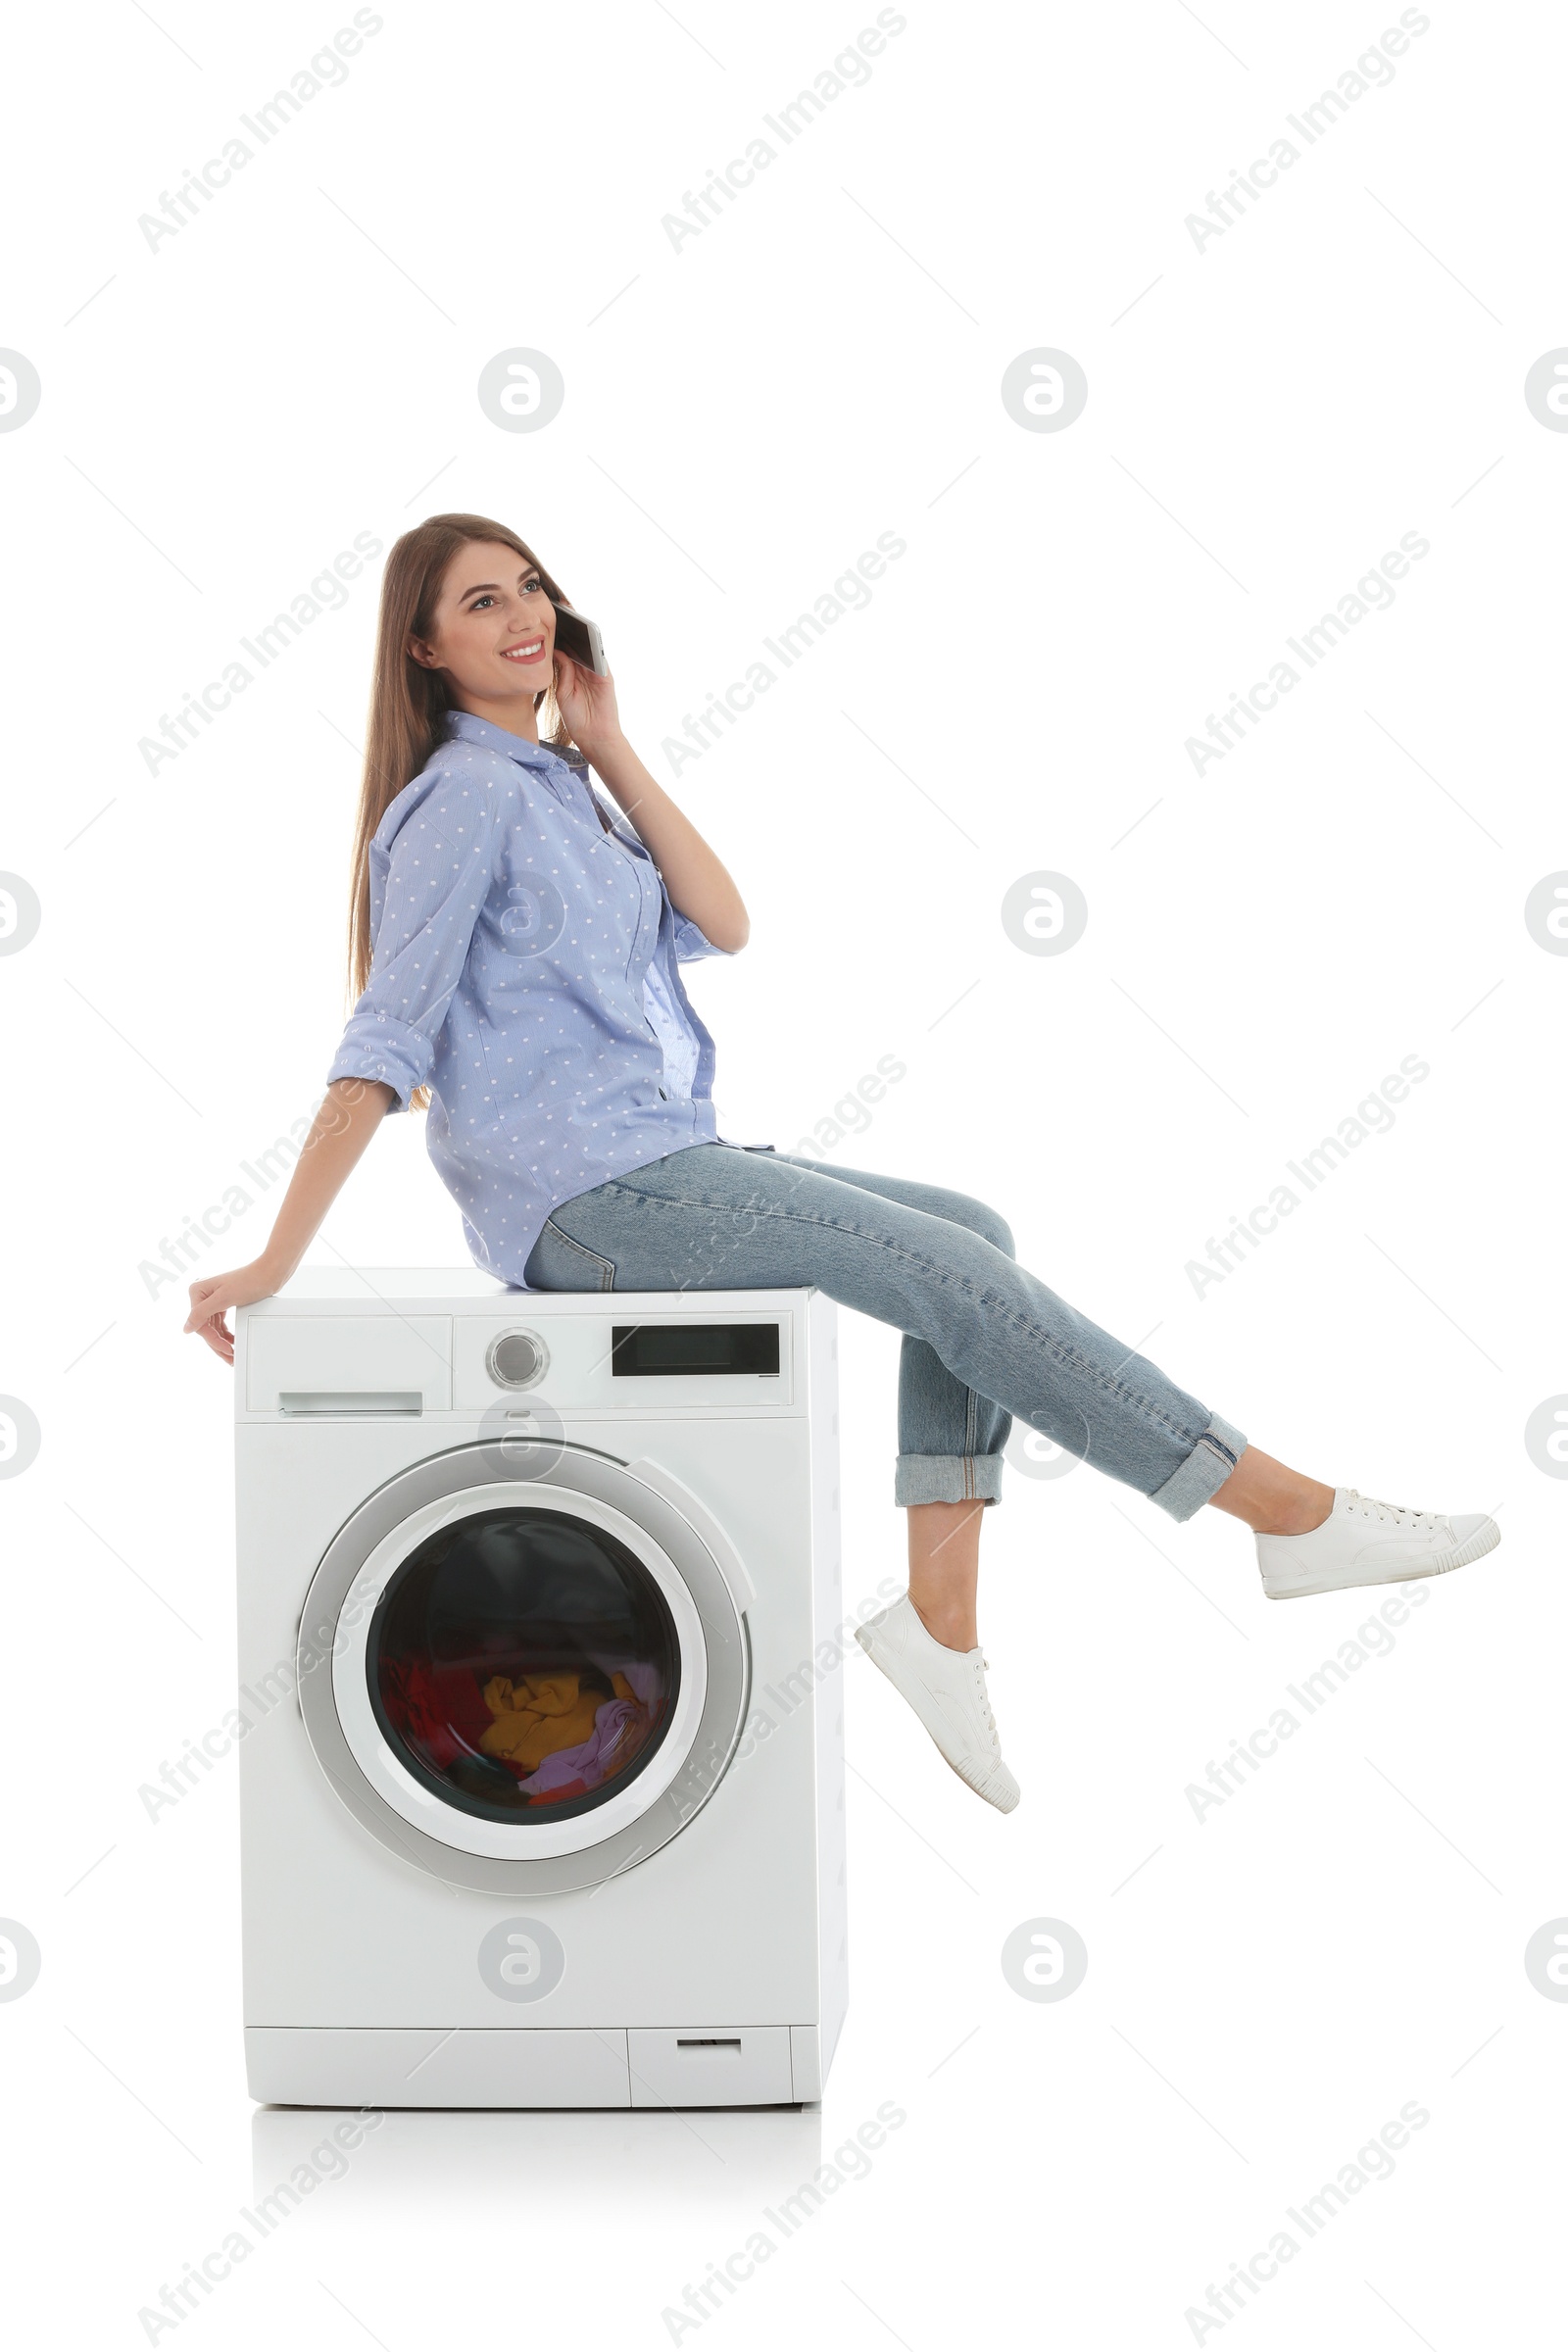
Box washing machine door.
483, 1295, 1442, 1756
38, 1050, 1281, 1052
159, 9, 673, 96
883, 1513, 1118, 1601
294, 1440, 750, 1894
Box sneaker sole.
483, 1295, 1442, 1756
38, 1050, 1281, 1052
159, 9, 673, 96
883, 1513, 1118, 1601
1261, 1516, 1500, 1600
854, 1627, 1020, 1812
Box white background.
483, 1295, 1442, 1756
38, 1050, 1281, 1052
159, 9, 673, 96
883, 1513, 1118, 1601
2, 1, 1564, 2343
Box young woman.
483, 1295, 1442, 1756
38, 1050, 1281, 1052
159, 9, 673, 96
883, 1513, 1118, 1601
186, 512, 1500, 1814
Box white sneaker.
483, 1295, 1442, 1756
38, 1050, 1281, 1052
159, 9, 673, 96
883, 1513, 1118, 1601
1256, 1487, 1500, 1600
854, 1594, 1020, 1812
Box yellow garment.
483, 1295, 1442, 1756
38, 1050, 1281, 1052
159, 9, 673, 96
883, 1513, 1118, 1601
480, 1673, 605, 1771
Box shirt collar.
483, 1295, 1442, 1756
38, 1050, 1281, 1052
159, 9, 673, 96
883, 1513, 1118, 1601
442, 708, 585, 784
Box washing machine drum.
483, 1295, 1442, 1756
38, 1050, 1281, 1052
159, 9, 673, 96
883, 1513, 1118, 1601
297, 1445, 750, 1894
370, 1506, 680, 1826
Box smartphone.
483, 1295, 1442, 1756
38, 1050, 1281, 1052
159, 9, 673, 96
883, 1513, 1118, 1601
552, 602, 610, 677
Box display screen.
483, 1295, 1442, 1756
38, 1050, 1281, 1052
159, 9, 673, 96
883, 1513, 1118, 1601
610, 1322, 780, 1377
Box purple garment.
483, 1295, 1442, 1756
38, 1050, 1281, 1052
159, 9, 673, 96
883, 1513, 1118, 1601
520, 1698, 644, 1793
586, 1655, 663, 1712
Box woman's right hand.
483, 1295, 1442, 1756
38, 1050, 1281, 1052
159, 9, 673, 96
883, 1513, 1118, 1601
184, 1258, 287, 1366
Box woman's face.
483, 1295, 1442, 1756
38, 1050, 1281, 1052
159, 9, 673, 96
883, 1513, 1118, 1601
410, 540, 556, 722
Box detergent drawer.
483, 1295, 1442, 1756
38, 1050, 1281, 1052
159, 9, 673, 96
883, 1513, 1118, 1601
627, 2026, 796, 2107
245, 1316, 452, 1414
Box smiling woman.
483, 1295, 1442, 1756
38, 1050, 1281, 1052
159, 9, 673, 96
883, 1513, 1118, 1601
353, 515, 749, 1080
182, 507, 1501, 1825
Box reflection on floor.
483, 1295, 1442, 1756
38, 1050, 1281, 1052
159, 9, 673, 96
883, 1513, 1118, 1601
251, 2098, 824, 2219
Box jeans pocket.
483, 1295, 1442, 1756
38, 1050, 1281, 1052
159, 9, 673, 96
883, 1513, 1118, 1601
524, 1214, 616, 1293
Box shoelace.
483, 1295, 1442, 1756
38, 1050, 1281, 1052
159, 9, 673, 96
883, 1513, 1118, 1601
1345, 1487, 1441, 1532
972, 1655, 999, 1749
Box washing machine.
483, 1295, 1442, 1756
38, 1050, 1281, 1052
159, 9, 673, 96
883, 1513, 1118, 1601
233, 1271, 847, 2109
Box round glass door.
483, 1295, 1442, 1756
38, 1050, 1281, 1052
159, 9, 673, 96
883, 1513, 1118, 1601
300, 1445, 748, 1895
368, 1504, 679, 1826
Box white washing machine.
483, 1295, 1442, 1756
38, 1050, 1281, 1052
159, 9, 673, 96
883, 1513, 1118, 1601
234, 1271, 846, 2110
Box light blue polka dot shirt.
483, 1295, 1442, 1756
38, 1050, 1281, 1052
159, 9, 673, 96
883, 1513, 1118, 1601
326, 709, 745, 1289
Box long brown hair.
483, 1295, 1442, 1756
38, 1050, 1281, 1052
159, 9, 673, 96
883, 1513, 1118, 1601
347, 513, 577, 1107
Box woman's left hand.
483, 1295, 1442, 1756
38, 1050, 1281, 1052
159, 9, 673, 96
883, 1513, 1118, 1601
553, 652, 621, 760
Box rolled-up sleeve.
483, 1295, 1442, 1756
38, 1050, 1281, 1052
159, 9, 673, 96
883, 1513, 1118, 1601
671, 912, 735, 962
326, 776, 499, 1110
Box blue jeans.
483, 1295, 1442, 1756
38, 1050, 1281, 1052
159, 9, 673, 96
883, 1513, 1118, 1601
521, 1144, 1246, 1522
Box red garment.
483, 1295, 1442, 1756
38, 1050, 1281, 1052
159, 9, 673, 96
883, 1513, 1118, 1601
380, 1657, 492, 1769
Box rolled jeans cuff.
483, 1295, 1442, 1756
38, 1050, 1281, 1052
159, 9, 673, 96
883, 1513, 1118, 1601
1148, 1413, 1248, 1523
894, 1452, 1004, 1507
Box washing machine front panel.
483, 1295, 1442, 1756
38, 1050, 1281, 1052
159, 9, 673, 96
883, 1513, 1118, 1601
296, 1443, 749, 1896
331, 1482, 709, 1859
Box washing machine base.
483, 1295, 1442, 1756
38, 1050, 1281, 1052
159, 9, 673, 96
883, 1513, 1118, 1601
246, 2024, 827, 2109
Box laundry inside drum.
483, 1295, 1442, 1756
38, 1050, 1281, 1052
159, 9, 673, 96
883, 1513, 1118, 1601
368, 1505, 681, 1825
